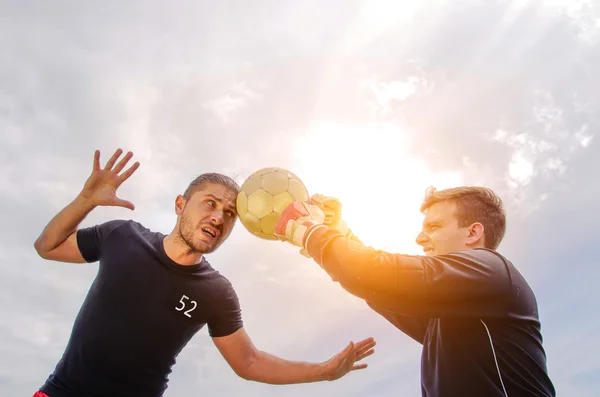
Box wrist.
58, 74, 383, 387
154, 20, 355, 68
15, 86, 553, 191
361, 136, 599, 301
317, 361, 333, 381
302, 223, 328, 250
74, 193, 97, 212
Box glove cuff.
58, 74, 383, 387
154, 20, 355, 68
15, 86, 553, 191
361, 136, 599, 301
302, 223, 328, 252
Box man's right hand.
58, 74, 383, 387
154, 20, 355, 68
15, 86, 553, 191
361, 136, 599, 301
79, 149, 140, 210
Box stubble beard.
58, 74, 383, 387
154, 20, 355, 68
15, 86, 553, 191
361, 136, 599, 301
178, 211, 214, 254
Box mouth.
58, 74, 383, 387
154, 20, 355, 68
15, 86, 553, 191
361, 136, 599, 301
200, 226, 220, 240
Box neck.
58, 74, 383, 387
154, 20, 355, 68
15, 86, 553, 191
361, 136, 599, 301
163, 233, 203, 266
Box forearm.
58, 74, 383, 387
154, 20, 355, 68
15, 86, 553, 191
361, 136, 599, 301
34, 194, 95, 253
244, 350, 327, 384
304, 227, 426, 299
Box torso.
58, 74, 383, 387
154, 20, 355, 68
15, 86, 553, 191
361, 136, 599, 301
41, 220, 242, 397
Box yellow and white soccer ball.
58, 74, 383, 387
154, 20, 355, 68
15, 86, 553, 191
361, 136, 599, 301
236, 167, 309, 240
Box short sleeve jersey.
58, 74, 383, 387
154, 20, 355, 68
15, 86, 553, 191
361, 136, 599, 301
40, 220, 243, 397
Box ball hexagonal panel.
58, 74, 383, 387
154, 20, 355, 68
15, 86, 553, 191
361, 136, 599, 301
273, 191, 294, 213
261, 171, 289, 195
236, 192, 248, 217
257, 231, 277, 240
260, 212, 281, 237
247, 189, 274, 219
288, 178, 309, 202
240, 212, 261, 235
259, 167, 279, 176
276, 168, 300, 179
240, 172, 263, 196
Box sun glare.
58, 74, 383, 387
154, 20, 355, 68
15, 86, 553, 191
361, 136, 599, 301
292, 122, 462, 254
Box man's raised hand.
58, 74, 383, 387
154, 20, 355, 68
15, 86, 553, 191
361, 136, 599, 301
79, 149, 140, 210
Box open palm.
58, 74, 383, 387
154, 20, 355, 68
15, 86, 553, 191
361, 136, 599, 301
324, 337, 376, 381
80, 149, 140, 210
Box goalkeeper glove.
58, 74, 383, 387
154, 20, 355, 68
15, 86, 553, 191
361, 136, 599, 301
274, 201, 327, 252
310, 193, 361, 243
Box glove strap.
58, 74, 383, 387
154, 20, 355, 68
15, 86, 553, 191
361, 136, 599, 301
302, 223, 328, 252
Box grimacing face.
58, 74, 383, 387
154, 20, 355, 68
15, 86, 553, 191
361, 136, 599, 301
415, 200, 482, 256
176, 183, 238, 254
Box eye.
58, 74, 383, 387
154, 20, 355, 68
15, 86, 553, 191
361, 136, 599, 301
206, 200, 216, 207
225, 210, 236, 218
426, 224, 439, 232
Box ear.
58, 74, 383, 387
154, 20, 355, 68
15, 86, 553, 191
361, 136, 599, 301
175, 195, 186, 216
465, 222, 485, 247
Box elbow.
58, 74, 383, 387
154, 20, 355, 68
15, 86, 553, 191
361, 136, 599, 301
233, 354, 259, 382
235, 365, 256, 382
34, 239, 49, 259
237, 370, 253, 381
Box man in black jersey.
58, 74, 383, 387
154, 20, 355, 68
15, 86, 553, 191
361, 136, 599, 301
275, 188, 555, 397
32, 149, 376, 397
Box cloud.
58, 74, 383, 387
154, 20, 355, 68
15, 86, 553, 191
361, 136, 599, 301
1, 1, 598, 396
201, 82, 262, 124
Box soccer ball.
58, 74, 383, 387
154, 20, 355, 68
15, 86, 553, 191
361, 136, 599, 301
236, 167, 309, 240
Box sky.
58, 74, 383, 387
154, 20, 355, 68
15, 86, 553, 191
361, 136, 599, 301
0, 0, 598, 396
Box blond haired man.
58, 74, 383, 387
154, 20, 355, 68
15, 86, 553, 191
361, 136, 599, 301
275, 186, 555, 397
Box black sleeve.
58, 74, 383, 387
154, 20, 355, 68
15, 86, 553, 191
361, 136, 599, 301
76, 220, 129, 263
367, 302, 429, 344
305, 227, 512, 318
208, 283, 244, 338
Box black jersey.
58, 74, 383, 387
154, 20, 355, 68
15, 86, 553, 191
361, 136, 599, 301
305, 227, 555, 397
40, 220, 243, 397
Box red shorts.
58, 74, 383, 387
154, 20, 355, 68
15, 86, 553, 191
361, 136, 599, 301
33, 392, 50, 397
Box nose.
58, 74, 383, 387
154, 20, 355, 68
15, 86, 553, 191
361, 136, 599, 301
210, 211, 224, 225
415, 230, 428, 246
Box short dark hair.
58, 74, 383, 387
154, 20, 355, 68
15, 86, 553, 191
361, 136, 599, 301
183, 173, 240, 200
420, 186, 506, 250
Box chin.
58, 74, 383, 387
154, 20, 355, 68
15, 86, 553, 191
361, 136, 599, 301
198, 239, 223, 254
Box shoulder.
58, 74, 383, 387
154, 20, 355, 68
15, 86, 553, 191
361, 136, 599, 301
81, 219, 160, 246
432, 248, 512, 283
202, 262, 239, 301
447, 248, 509, 268
89, 219, 135, 234
103, 219, 159, 239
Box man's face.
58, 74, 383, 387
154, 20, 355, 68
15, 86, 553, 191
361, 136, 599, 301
176, 183, 238, 254
415, 201, 471, 256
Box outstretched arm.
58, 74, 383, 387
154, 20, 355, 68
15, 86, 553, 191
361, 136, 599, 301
276, 202, 512, 318
34, 149, 139, 262
212, 328, 375, 384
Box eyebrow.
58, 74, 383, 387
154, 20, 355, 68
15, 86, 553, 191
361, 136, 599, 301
205, 193, 237, 213
423, 219, 442, 228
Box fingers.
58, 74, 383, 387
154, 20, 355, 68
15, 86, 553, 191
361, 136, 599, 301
354, 337, 376, 351
118, 161, 140, 185
113, 198, 135, 211
351, 363, 368, 371
104, 148, 124, 170
342, 341, 354, 355
113, 151, 134, 174
350, 337, 375, 364
355, 348, 375, 362
333, 341, 355, 363
93, 150, 101, 170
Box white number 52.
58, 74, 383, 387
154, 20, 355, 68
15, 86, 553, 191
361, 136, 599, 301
175, 294, 197, 318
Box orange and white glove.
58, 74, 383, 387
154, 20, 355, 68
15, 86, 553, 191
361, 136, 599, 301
310, 193, 361, 243
274, 201, 327, 252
